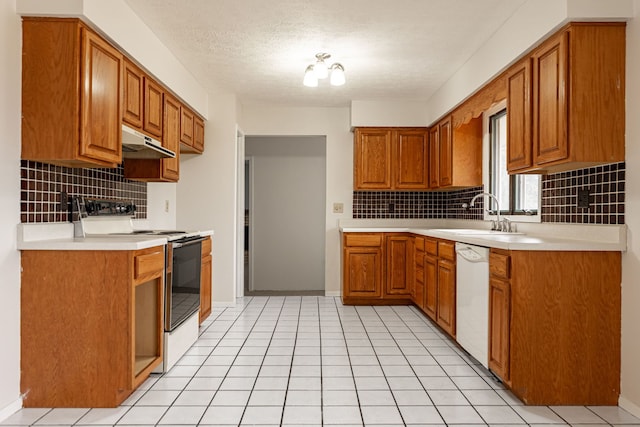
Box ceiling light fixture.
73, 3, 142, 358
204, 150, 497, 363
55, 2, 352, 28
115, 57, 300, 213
303, 53, 346, 87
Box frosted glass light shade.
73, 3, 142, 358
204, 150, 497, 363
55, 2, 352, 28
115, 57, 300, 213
330, 64, 345, 86
303, 65, 318, 87
313, 59, 329, 79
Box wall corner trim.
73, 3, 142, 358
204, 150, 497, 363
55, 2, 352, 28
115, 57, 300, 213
619, 396, 640, 419
0, 398, 23, 424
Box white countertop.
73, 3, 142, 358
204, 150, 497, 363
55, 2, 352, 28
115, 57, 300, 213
17, 223, 214, 251
339, 220, 626, 252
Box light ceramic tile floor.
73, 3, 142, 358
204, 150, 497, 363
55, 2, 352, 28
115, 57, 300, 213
4, 296, 640, 427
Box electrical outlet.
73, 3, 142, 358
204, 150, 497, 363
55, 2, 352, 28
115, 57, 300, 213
578, 189, 590, 208
164, 200, 170, 213
332, 202, 344, 214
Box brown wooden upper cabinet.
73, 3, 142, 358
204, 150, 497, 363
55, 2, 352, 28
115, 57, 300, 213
122, 59, 164, 140
354, 127, 429, 190
143, 77, 164, 139
429, 116, 482, 189
124, 93, 181, 182
180, 106, 205, 154
122, 60, 144, 129
506, 22, 625, 174
22, 18, 123, 168
180, 107, 195, 147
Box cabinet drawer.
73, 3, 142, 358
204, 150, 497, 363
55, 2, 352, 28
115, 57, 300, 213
425, 238, 438, 256
344, 233, 382, 247
134, 248, 165, 282
438, 241, 455, 261
490, 251, 510, 279
202, 237, 212, 256
415, 237, 425, 251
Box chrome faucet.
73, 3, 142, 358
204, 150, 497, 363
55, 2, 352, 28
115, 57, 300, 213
469, 192, 501, 230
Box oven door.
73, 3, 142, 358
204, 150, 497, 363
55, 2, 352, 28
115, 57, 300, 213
165, 236, 205, 331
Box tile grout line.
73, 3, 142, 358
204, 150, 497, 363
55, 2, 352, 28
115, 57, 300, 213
386, 304, 494, 425
332, 296, 368, 425
238, 296, 286, 426
279, 296, 303, 426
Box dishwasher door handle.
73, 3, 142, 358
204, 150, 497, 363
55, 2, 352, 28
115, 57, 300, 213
455, 245, 489, 262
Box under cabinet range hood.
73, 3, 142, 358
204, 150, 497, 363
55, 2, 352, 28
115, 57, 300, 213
121, 124, 176, 159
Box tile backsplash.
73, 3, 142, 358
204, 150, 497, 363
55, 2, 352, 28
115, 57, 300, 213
353, 187, 484, 220
21, 160, 147, 223
541, 162, 625, 225
353, 162, 625, 225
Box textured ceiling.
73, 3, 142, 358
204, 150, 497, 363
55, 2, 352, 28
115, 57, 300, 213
124, 0, 527, 107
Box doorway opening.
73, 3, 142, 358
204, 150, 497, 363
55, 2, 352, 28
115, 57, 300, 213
244, 136, 326, 296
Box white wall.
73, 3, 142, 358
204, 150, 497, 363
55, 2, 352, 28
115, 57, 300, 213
350, 100, 430, 127
137, 183, 177, 230
240, 106, 352, 296
0, 0, 24, 418
246, 136, 326, 292
620, 1, 640, 416
177, 93, 239, 306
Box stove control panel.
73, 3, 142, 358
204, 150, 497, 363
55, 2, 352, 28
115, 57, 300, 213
75, 197, 137, 217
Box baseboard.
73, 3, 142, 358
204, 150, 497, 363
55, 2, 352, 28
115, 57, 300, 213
324, 291, 340, 297
0, 397, 22, 423
619, 396, 640, 418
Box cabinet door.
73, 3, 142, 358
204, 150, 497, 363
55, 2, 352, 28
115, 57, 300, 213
180, 106, 195, 147
122, 59, 143, 129
436, 258, 456, 337
394, 129, 429, 189
354, 128, 392, 189
79, 28, 122, 165
193, 116, 205, 153
424, 255, 438, 321
344, 246, 383, 298
143, 77, 164, 138
386, 235, 412, 296
428, 126, 440, 188
438, 117, 453, 187
414, 266, 425, 310
489, 277, 510, 382
506, 58, 533, 172
532, 31, 568, 166
200, 237, 212, 323
200, 254, 212, 323
161, 94, 181, 181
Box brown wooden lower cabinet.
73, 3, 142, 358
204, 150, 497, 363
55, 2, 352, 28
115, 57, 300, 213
423, 254, 438, 320
342, 232, 414, 305
21, 246, 165, 407
488, 248, 621, 405
415, 237, 456, 337
343, 232, 622, 405
200, 237, 212, 323
488, 276, 511, 383
436, 256, 456, 337
385, 234, 413, 297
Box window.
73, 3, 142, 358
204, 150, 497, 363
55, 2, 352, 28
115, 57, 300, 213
486, 107, 540, 218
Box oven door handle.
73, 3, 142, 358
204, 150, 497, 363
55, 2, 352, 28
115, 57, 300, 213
172, 236, 206, 248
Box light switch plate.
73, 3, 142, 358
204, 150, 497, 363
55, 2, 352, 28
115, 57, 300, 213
333, 202, 344, 214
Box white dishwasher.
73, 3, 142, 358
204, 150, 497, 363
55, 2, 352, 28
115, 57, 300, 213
455, 242, 490, 368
